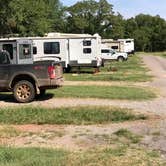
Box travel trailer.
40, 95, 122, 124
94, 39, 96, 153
102, 39, 134, 54
31, 33, 102, 71
0, 33, 102, 71
118, 39, 134, 54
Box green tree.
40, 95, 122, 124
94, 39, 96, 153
9, 0, 53, 36
65, 0, 113, 36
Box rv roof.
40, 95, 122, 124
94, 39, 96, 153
118, 39, 134, 41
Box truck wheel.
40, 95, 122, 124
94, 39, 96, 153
118, 57, 124, 62
13, 80, 35, 103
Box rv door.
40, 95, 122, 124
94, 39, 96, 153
17, 39, 33, 64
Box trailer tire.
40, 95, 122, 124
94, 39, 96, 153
65, 65, 71, 73
13, 80, 35, 103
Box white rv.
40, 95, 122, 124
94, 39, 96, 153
0, 33, 102, 71
102, 39, 134, 54
118, 39, 134, 54
31, 33, 102, 71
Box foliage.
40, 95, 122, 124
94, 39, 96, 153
0, 0, 166, 51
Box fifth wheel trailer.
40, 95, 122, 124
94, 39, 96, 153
31, 33, 102, 71
102, 39, 134, 54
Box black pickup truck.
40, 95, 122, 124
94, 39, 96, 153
0, 39, 63, 103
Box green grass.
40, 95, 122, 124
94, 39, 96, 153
64, 55, 152, 82
0, 106, 146, 125
50, 85, 156, 100
0, 147, 67, 166
0, 146, 165, 166
139, 52, 166, 58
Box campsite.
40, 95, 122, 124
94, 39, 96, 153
0, 0, 166, 165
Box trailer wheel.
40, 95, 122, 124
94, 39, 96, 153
13, 80, 35, 103
118, 56, 124, 62
65, 65, 71, 73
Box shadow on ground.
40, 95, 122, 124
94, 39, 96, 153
0, 93, 54, 103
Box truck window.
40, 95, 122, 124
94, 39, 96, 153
0, 51, 10, 64
44, 42, 60, 54
83, 48, 92, 54
33, 47, 37, 54
19, 44, 31, 59
101, 49, 109, 53
83, 40, 91, 46
3, 44, 13, 60
126, 40, 131, 43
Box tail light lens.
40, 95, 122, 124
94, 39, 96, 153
48, 66, 56, 79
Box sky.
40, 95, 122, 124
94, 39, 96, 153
61, 0, 166, 20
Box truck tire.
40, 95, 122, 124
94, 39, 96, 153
118, 56, 124, 62
13, 80, 35, 103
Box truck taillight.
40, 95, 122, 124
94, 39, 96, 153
48, 66, 56, 79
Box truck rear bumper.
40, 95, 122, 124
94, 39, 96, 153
38, 77, 63, 89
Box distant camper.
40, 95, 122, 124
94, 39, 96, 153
102, 39, 134, 54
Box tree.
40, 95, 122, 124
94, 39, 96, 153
8, 0, 53, 36
65, 0, 114, 36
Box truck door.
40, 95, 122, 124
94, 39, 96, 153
17, 40, 33, 64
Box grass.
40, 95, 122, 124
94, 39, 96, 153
0, 126, 20, 138
64, 55, 152, 82
0, 106, 147, 125
0, 147, 67, 166
50, 85, 156, 100
0, 146, 165, 166
139, 51, 166, 58
114, 129, 142, 144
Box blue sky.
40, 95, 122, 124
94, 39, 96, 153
61, 0, 166, 19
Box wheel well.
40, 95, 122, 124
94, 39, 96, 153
118, 56, 124, 59
11, 75, 36, 89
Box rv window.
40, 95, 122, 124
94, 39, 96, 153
101, 49, 110, 53
3, 44, 13, 60
44, 42, 60, 54
33, 47, 37, 54
83, 48, 92, 54
83, 40, 91, 46
0, 51, 10, 64
19, 44, 31, 59
111, 46, 118, 50
126, 40, 131, 43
